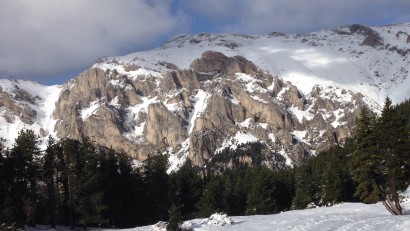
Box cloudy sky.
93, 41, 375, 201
1, 0, 409, 85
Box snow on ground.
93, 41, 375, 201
125, 198, 410, 231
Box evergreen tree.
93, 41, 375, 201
350, 107, 382, 204
101, 149, 143, 228
197, 176, 224, 217
375, 97, 409, 215
0, 147, 7, 222
350, 99, 410, 215
77, 138, 107, 228
292, 165, 316, 209
167, 203, 182, 231
246, 167, 277, 215
169, 160, 203, 219
3, 130, 41, 227
143, 154, 170, 223
43, 136, 59, 228
221, 170, 246, 216
62, 138, 83, 228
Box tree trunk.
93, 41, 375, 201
382, 200, 396, 215
385, 196, 402, 215
379, 185, 403, 215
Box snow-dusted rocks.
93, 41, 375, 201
47, 50, 368, 168
0, 79, 61, 149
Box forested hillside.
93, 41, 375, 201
0, 98, 409, 229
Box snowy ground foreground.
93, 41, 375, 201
125, 190, 410, 231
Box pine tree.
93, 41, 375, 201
350, 99, 410, 215
246, 167, 276, 214
5, 129, 41, 227
62, 138, 83, 228
167, 203, 182, 231
221, 170, 246, 216
43, 136, 58, 228
143, 154, 170, 223
197, 176, 224, 217
169, 160, 203, 219
375, 97, 408, 215
350, 107, 382, 204
77, 138, 107, 228
292, 165, 316, 209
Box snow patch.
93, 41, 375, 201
216, 131, 259, 153
288, 106, 314, 123
81, 100, 101, 120
200, 213, 233, 227
292, 130, 308, 144
186, 90, 209, 134
279, 147, 293, 166
166, 138, 190, 174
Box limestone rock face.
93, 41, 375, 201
0, 89, 37, 124
53, 68, 143, 158
0, 85, 37, 124
144, 103, 187, 149
48, 50, 369, 168
189, 51, 228, 73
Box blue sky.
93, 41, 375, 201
0, 0, 409, 85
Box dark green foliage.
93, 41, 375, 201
220, 170, 247, 216
1, 97, 409, 227
169, 160, 203, 220
350, 98, 410, 215
293, 143, 357, 209
197, 175, 224, 217
2, 130, 41, 228
143, 154, 170, 223
292, 164, 317, 209
0, 134, 147, 228
100, 149, 143, 228
167, 203, 182, 231
246, 167, 277, 214
42, 136, 58, 228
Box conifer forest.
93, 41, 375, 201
0, 98, 409, 229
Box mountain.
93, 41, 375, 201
0, 23, 409, 170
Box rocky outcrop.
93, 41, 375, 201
144, 103, 187, 149
49, 50, 368, 168
0, 84, 37, 124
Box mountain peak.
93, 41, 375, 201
0, 22, 409, 171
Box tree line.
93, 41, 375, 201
0, 98, 409, 229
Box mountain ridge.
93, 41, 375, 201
0, 23, 409, 171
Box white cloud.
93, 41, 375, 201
1, 0, 409, 84
0, 0, 186, 83
184, 0, 410, 34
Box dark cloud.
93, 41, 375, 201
0, 0, 186, 83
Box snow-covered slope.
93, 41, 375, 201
0, 79, 61, 149
101, 23, 409, 106
127, 190, 410, 231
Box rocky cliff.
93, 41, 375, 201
51, 50, 367, 169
